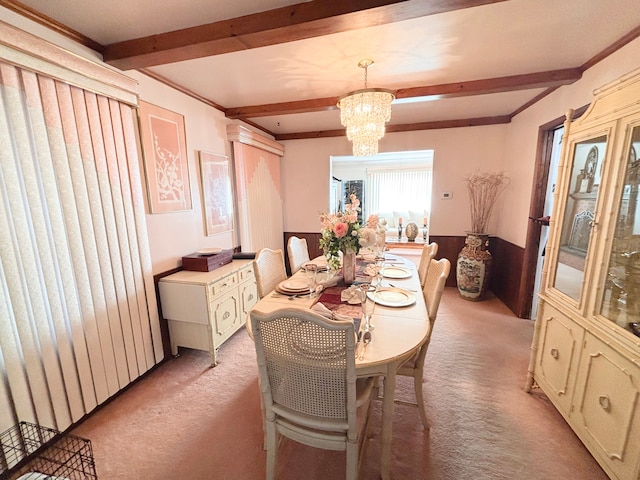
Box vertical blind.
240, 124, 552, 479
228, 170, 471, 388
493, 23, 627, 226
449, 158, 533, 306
366, 167, 433, 215
0, 59, 162, 433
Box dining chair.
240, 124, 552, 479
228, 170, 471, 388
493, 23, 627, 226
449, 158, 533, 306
254, 248, 288, 299
286, 235, 310, 274
397, 257, 450, 428
250, 307, 375, 480
417, 242, 438, 288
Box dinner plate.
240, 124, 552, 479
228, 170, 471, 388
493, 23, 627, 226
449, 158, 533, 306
196, 247, 223, 256
276, 279, 311, 295
381, 266, 412, 279
368, 288, 416, 307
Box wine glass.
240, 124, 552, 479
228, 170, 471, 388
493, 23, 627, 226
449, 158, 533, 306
303, 263, 318, 297
360, 285, 376, 332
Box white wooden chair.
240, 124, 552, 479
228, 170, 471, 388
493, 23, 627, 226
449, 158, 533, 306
250, 307, 375, 480
397, 257, 450, 428
286, 236, 310, 274
254, 248, 287, 298
417, 242, 438, 288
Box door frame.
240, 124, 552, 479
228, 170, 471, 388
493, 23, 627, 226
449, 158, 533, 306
518, 105, 588, 318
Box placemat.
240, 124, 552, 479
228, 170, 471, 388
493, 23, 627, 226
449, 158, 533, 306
315, 285, 362, 319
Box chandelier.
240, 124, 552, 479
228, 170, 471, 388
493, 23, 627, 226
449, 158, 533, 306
338, 59, 395, 157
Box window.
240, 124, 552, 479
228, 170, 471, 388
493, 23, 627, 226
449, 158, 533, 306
367, 167, 432, 216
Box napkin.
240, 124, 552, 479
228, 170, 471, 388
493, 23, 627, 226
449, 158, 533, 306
311, 303, 362, 337
311, 302, 354, 323
341, 285, 364, 304
314, 272, 339, 293
363, 264, 381, 277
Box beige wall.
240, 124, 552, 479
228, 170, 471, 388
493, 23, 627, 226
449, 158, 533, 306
128, 71, 242, 274
281, 124, 508, 236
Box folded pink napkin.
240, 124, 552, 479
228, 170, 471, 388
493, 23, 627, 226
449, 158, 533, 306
311, 302, 353, 322
341, 285, 364, 304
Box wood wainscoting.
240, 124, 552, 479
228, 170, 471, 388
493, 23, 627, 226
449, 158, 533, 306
284, 232, 527, 318
431, 235, 526, 317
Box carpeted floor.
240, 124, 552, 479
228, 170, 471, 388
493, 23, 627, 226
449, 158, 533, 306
71, 288, 608, 479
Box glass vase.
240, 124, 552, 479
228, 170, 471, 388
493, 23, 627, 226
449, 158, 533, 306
342, 250, 357, 285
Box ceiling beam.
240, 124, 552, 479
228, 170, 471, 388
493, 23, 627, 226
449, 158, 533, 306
102, 0, 508, 70
226, 68, 582, 119
274, 115, 511, 140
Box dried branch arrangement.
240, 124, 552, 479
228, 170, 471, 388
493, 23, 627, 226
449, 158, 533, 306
465, 171, 509, 234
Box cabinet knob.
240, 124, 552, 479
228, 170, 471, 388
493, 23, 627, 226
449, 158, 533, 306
248, 293, 254, 301
550, 348, 559, 359
223, 311, 230, 320
598, 395, 611, 411
588, 220, 598, 228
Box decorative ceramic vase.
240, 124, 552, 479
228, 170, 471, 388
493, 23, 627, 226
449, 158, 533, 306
456, 233, 492, 301
342, 250, 357, 285
405, 221, 419, 242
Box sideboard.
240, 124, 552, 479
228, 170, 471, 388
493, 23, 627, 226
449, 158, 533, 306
158, 260, 258, 366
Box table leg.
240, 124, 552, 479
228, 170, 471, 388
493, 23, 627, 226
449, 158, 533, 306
380, 367, 397, 480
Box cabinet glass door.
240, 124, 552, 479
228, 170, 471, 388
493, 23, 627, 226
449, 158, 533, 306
600, 126, 640, 337
552, 135, 607, 300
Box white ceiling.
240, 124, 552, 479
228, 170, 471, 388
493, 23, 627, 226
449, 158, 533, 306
12, 0, 640, 136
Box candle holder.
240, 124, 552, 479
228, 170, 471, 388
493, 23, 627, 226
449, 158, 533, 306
398, 223, 403, 241
423, 223, 428, 242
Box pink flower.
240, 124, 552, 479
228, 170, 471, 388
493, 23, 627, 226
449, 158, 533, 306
367, 214, 379, 228
333, 222, 348, 238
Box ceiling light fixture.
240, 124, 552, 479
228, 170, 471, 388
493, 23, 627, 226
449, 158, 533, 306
338, 59, 395, 157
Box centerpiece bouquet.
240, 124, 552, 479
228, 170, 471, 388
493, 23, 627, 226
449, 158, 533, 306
319, 193, 377, 272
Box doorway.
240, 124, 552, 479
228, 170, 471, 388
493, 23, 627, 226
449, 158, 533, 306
530, 125, 563, 319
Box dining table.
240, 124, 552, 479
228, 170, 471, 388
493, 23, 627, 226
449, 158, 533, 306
249, 252, 430, 480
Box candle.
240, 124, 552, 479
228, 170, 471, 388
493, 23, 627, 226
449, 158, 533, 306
398, 217, 403, 225
423, 217, 427, 225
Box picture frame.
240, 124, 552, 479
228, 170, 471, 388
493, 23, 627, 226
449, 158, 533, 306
199, 151, 234, 236
138, 100, 192, 213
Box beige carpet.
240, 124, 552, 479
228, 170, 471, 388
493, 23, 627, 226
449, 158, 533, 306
71, 288, 608, 479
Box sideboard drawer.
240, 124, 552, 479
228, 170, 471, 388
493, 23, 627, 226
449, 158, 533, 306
209, 273, 238, 298
239, 263, 256, 282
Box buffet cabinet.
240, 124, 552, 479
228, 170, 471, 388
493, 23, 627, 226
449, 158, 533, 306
158, 260, 258, 366
526, 68, 640, 480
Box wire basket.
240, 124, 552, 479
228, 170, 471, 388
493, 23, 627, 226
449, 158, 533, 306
0, 422, 97, 480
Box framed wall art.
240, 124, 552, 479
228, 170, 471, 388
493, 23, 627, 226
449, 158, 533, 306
138, 100, 192, 213
199, 151, 234, 236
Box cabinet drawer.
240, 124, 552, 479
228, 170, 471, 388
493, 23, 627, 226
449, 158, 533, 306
573, 332, 640, 480
535, 303, 584, 414
239, 263, 256, 282
208, 273, 238, 298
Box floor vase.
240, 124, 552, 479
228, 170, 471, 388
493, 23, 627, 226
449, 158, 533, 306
342, 251, 357, 285
456, 233, 492, 301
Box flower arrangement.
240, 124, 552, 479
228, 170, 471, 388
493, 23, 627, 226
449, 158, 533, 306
319, 193, 377, 271
464, 171, 509, 234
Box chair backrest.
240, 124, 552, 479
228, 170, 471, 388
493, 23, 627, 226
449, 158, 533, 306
422, 258, 451, 321
254, 248, 287, 298
287, 236, 310, 274
250, 307, 357, 431
418, 242, 438, 287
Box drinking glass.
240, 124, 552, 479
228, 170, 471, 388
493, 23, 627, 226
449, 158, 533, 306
303, 263, 318, 296
360, 285, 376, 331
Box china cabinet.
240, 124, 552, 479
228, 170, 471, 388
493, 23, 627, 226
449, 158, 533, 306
158, 260, 258, 366
526, 68, 640, 480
